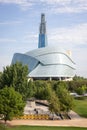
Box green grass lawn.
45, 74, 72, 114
73, 97, 87, 118
0, 124, 87, 130
5, 126, 87, 130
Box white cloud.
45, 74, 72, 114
48, 23, 87, 48
0, 0, 33, 10
0, 0, 87, 13
0, 38, 17, 43
40, 0, 70, 5
40, 0, 87, 13
0, 20, 22, 25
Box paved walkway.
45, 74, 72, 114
7, 118, 87, 128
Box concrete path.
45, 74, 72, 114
6, 118, 87, 128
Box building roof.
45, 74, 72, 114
26, 46, 75, 78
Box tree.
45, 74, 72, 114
73, 75, 87, 81
0, 87, 25, 123
0, 72, 2, 89
48, 87, 60, 116
0, 62, 28, 99
75, 85, 87, 95
34, 80, 52, 100
27, 80, 36, 98
56, 83, 74, 112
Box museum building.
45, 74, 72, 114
12, 14, 75, 81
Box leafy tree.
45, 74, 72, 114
67, 80, 87, 93
34, 80, 52, 100
0, 87, 25, 124
75, 85, 87, 95
73, 75, 87, 81
27, 80, 36, 98
0, 62, 28, 99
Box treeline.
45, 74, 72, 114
27, 79, 87, 99
0, 62, 87, 122
0, 63, 87, 100
0, 62, 87, 101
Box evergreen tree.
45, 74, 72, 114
48, 90, 60, 116
56, 83, 74, 112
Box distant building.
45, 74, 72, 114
12, 13, 75, 81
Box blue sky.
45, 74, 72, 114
0, 0, 87, 77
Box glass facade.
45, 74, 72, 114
38, 34, 47, 48
12, 46, 75, 80
38, 13, 48, 48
